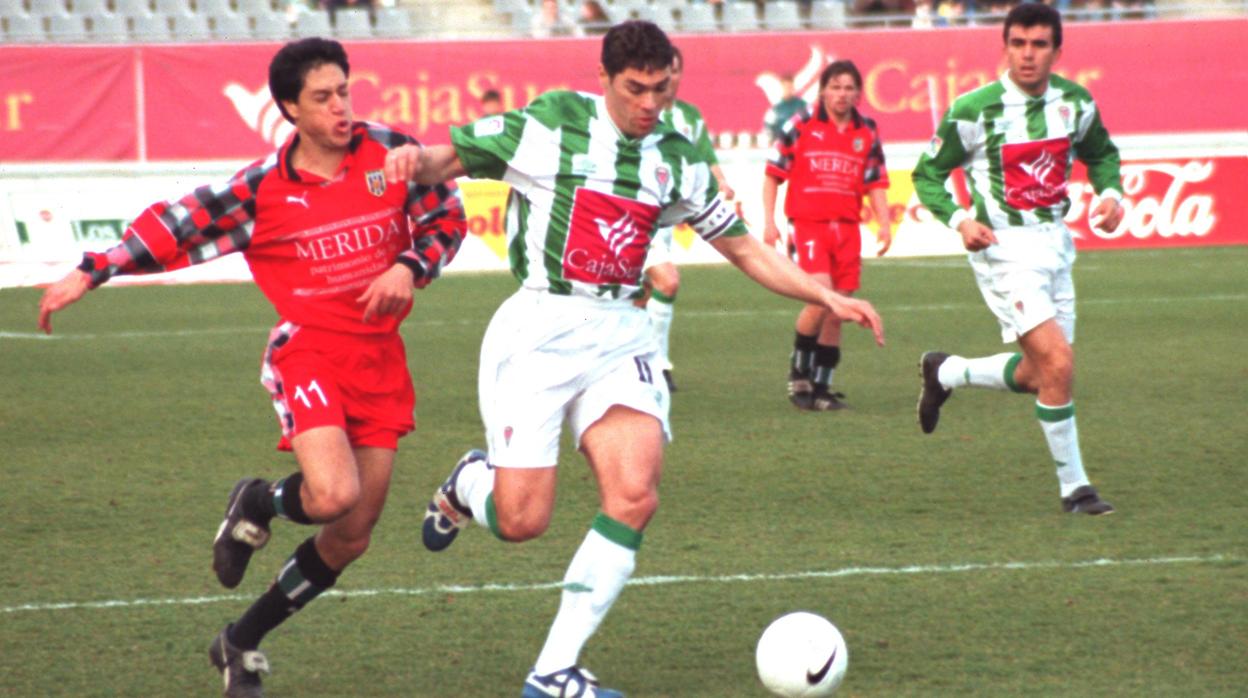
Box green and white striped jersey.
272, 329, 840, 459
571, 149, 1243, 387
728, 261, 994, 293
451, 90, 744, 300
913, 72, 1121, 231
662, 99, 718, 166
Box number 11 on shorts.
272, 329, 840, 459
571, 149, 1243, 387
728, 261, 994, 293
293, 379, 329, 409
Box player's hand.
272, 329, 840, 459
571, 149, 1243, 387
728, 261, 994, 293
875, 228, 893, 257
956, 219, 997, 252
1090, 197, 1123, 232
38, 269, 92, 334
762, 221, 782, 249
358, 264, 415, 323
383, 144, 425, 184
824, 291, 885, 347
718, 181, 736, 202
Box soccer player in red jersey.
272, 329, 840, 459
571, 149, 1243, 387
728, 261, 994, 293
762, 60, 894, 411
37, 38, 465, 698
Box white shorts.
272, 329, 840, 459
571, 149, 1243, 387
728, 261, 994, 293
478, 288, 671, 468
968, 223, 1076, 344
642, 225, 675, 272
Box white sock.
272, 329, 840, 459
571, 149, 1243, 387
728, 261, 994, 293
938, 352, 1020, 391
532, 516, 640, 675
457, 457, 494, 531
1036, 401, 1090, 497
646, 295, 674, 371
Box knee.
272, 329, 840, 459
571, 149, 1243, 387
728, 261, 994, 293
303, 480, 361, 522
607, 489, 659, 531
495, 510, 550, 542
652, 275, 679, 299
1040, 346, 1075, 386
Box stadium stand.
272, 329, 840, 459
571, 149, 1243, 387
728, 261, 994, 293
27, 0, 67, 18
172, 11, 212, 38
723, 0, 761, 30
47, 11, 89, 40
250, 9, 289, 38
809, 0, 848, 27
90, 12, 130, 40
678, 1, 717, 30
197, 0, 234, 16
4, 13, 46, 41
72, 0, 109, 13
372, 5, 412, 37
293, 8, 330, 36
333, 7, 373, 38
114, 0, 153, 17
131, 12, 172, 40
211, 9, 250, 37
764, 0, 804, 29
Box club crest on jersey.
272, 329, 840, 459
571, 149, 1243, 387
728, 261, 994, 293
366, 170, 386, 197
927, 135, 942, 157
655, 165, 671, 197
852, 137, 865, 153
475, 115, 505, 137
1058, 104, 1073, 130
572, 153, 597, 176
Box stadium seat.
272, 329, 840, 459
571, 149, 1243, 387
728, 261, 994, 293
26, 0, 66, 17
333, 7, 371, 39
172, 11, 211, 39
677, 2, 715, 32
154, 0, 191, 17
0, 0, 25, 16
4, 14, 46, 41
47, 12, 89, 40
233, 0, 272, 17
196, 0, 234, 16
71, 0, 110, 15
721, 0, 759, 31
293, 8, 330, 37
809, 0, 846, 28
249, 9, 287, 38
763, 0, 804, 30
115, 0, 153, 17
371, 6, 411, 38
130, 12, 172, 40
89, 12, 129, 40
210, 10, 248, 38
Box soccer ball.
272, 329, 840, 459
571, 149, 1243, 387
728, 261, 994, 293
755, 612, 849, 697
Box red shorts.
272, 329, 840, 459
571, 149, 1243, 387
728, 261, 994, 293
261, 323, 415, 452
789, 219, 863, 292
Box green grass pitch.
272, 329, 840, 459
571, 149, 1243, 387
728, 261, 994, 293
1, 246, 1244, 696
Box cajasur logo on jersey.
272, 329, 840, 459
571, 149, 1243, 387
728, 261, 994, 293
562, 188, 659, 285
1001, 137, 1070, 209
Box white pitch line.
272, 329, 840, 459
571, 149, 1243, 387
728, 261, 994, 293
4, 293, 1245, 341
0, 554, 1231, 615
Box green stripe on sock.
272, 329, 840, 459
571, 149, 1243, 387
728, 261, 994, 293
1004, 353, 1024, 393
650, 289, 676, 304
592, 512, 643, 551
485, 494, 503, 540
1035, 401, 1075, 422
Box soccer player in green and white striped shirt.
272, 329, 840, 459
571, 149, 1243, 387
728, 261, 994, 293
384, 21, 883, 697
641, 44, 737, 393
912, 3, 1123, 516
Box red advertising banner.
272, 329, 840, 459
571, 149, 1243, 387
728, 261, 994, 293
0, 18, 1243, 163
0, 46, 137, 160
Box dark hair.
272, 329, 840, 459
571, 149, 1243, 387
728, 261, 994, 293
1004, 3, 1062, 48
601, 20, 674, 78
269, 37, 350, 124
819, 60, 863, 90
671, 44, 683, 72
481, 89, 502, 102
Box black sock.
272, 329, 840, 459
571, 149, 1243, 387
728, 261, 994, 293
229, 536, 339, 650
813, 344, 841, 393
272, 472, 313, 524
790, 332, 818, 379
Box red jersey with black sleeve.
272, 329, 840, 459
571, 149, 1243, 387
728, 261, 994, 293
77, 122, 465, 336
765, 106, 889, 224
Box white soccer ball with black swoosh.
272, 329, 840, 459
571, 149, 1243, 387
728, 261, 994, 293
756, 612, 848, 697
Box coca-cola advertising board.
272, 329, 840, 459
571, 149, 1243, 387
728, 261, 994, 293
0, 19, 1244, 162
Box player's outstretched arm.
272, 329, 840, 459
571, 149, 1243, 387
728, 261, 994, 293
37, 269, 92, 334
384, 144, 466, 185
711, 233, 884, 346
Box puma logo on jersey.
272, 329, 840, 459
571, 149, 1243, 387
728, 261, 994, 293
286, 192, 310, 209
595, 212, 640, 258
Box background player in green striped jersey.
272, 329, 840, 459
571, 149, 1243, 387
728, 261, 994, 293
912, 3, 1123, 516
640, 45, 736, 393
385, 21, 883, 697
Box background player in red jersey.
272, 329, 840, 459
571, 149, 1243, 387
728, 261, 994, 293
762, 60, 893, 411
37, 38, 465, 698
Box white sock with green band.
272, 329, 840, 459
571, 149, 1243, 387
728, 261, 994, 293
647, 290, 675, 371
1036, 401, 1090, 497
938, 352, 1024, 392
456, 457, 495, 533
532, 513, 641, 675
